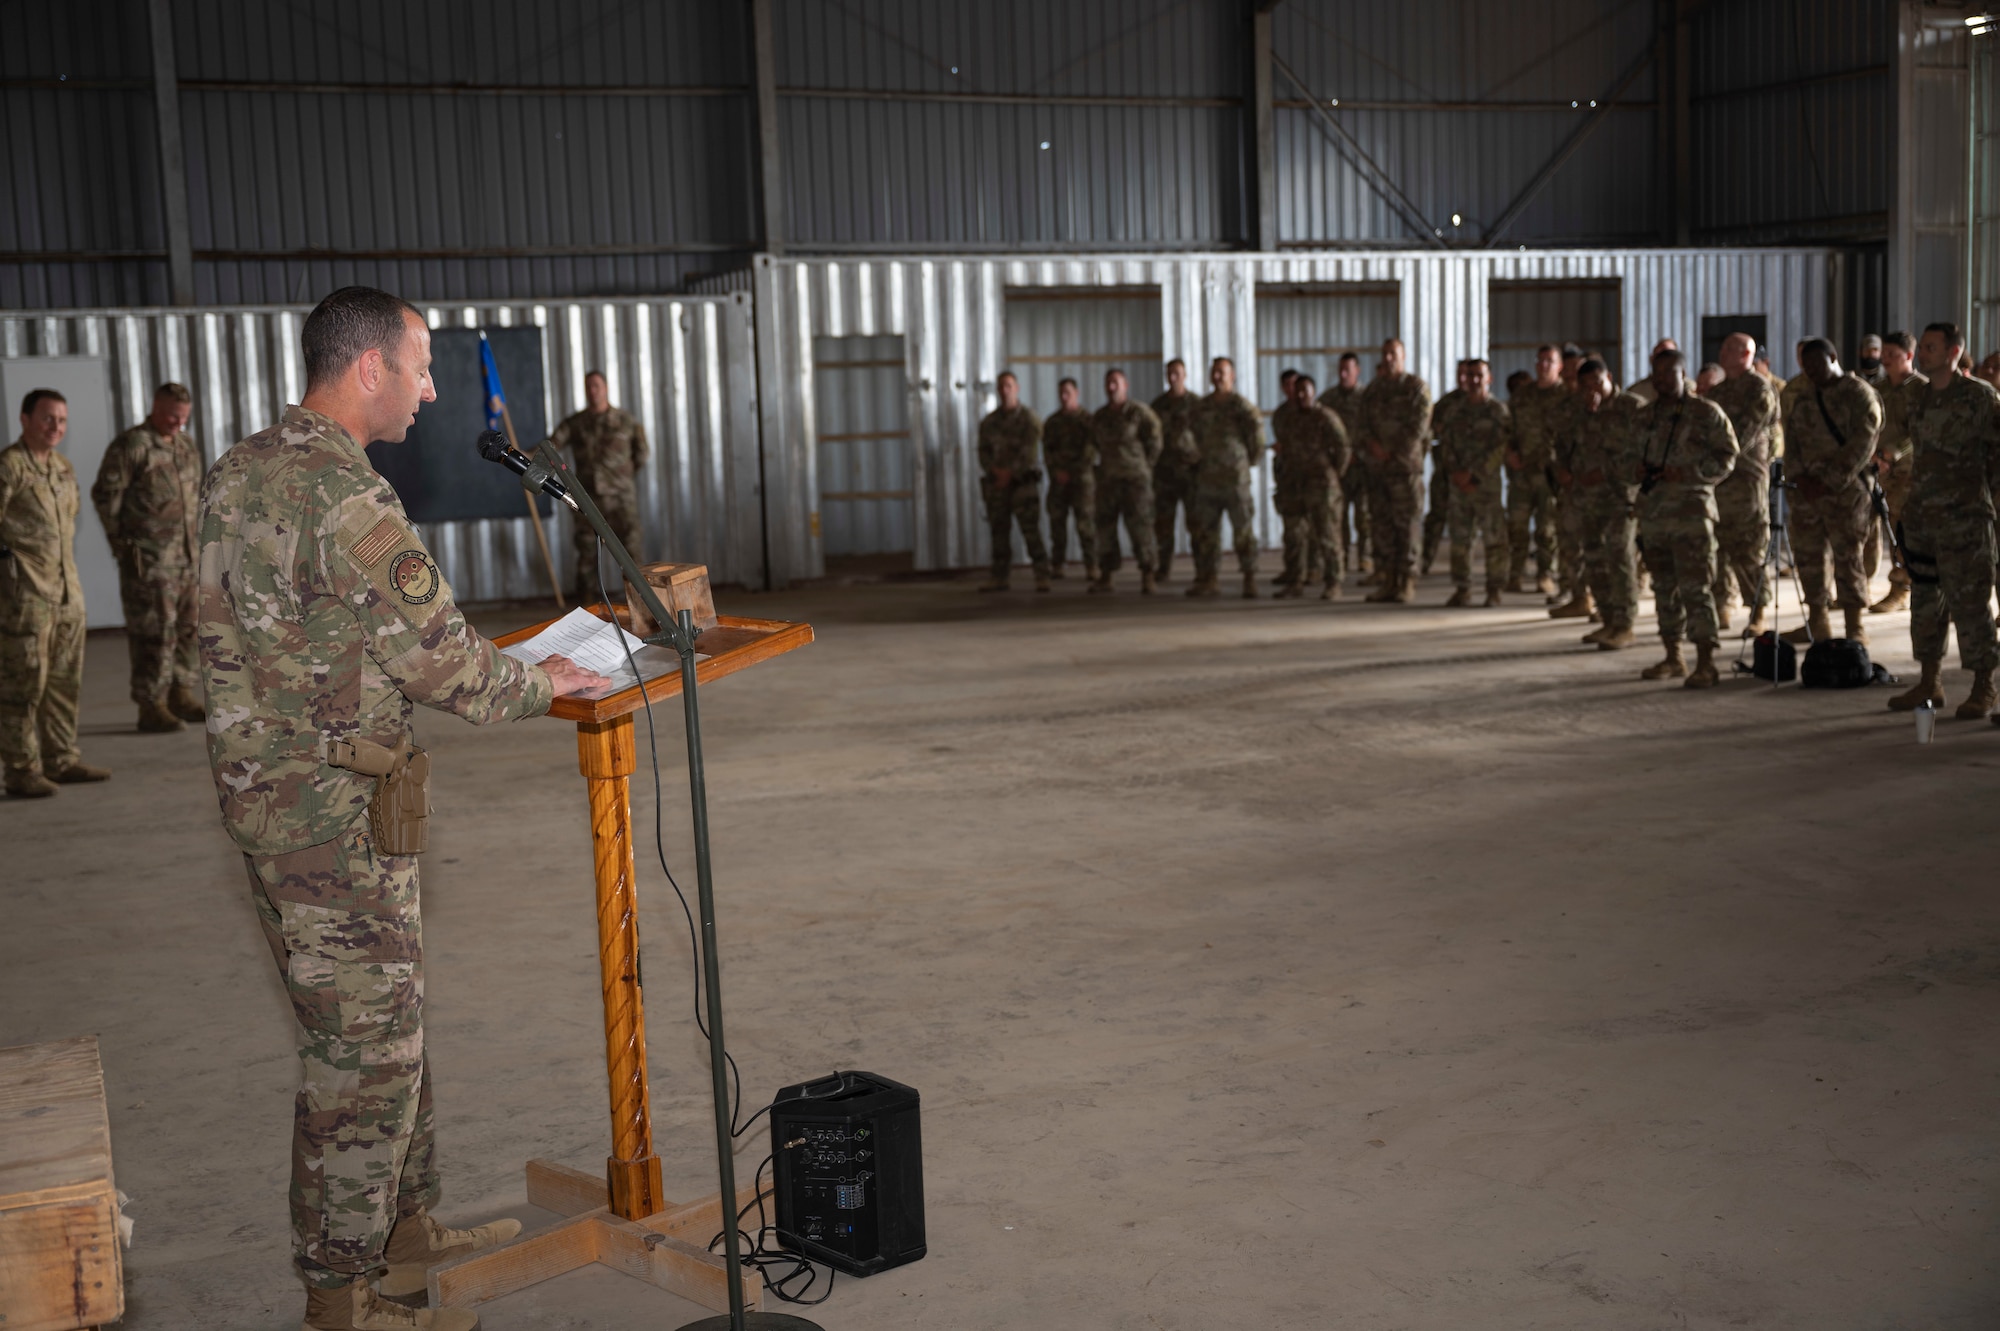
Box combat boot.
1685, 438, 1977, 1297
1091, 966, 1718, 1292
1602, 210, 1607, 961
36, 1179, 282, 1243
1242, 571, 1259, 599
1581, 622, 1609, 644
1388, 576, 1414, 604
1034, 572, 1052, 593
1888, 661, 1945, 711
49, 761, 110, 783
1504, 574, 1527, 594
1842, 605, 1866, 644
1048, 564, 1066, 580
1185, 577, 1220, 598
1275, 583, 1304, 599
976, 577, 1010, 593
1782, 606, 1831, 644
1954, 667, 1996, 721
1086, 572, 1113, 595
379, 1210, 523, 1303
167, 682, 206, 723
1140, 569, 1157, 595
1320, 581, 1342, 601
1444, 586, 1471, 607
1482, 586, 1503, 607
1716, 603, 1732, 632
1641, 641, 1686, 679
137, 698, 183, 733
1596, 622, 1637, 651
1744, 604, 1767, 635
5, 769, 56, 799
1535, 573, 1557, 598
1549, 590, 1594, 620
1684, 642, 1721, 689
304, 1279, 478, 1331
1869, 583, 1910, 613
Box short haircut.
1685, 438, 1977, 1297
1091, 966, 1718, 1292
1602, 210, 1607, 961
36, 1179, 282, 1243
1338, 351, 1360, 365
1295, 375, 1317, 391
1057, 376, 1078, 391
1381, 337, 1404, 352
1885, 330, 1916, 354
1578, 358, 1608, 377
1105, 367, 1126, 380
996, 370, 1018, 385
1537, 344, 1561, 358
1279, 367, 1299, 381
1505, 370, 1531, 391
1800, 336, 1837, 360
1651, 346, 1688, 369
584, 369, 607, 383
1468, 358, 1490, 371
154, 381, 192, 404
1165, 357, 1186, 371
1925, 321, 1965, 349
302, 285, 422, 390
1699, 361, 1724, 377
1211, 356, 1234, 369
19, 388, 65, 417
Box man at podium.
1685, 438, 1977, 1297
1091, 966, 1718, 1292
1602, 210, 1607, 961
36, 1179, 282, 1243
197, 286, 603, 1331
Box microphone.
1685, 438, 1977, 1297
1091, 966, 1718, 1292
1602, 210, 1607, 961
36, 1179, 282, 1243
478, 429, 579, 512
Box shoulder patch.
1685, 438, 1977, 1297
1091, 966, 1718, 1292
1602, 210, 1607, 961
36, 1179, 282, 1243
352, 517, 403, 567
389, 549, 440, 605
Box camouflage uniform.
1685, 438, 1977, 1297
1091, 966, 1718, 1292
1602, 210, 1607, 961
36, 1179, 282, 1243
1272, 402, 1351, 589
0, 440, 86, 782
1318, 383, 1370, 570
975, 404, 1050, 582
1091, 400, 1162, 575
1420, 438, 1451, 574
1901, 373, 2000, 671
1506, 381, 1568, 583
1433, 390, 1513, 594
1357, 372, 1433, 584
1042, 407, 1098, 574
92, 421, 202, 705
198, 404, 555, 1289
1783, 375, 1883, 614
1149, 389, 1199, 579
1706, 371, 1780, 613
551, 406, 648, 602
1267, 401, 1304, 584
1187, 391, 1264, 582
1874, 370, 1927, 589
1558, 390, 1644, 629
1633, 393, 1740, 647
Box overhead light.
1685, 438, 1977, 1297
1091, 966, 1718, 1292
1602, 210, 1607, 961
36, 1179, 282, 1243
1329, 97, 1340, 106
1589, 99, 1598, 107
1039, 141, 1050, 150
1451, 213, 1462, 226
950, 65, 959, 73
1571, 100, 1580, 108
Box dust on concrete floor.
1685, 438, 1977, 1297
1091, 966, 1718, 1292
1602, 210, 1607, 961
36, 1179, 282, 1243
3, 568, 1997, 1331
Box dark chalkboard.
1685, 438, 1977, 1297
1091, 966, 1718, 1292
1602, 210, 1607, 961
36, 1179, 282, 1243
367, 326, 552, 524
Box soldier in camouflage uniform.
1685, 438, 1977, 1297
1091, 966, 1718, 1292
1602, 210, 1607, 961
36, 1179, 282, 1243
1506, 346, 1568, 596
1271, 374, 1350, 599
92, 381, 205, 733
1150, 359, 1199, 583
1318, 353, 1370, 575
1433, 360, 1512, 607
551, 371, 648, 605
1887, 322, 2000, 720
1, 389, 110, 799
1856, 333, 1887, 388
197, 289, 602, 1331
1042, 378, 1097, 579
1558, 361, 1644, 649
1632, 348, 1741, 688
1705, 334, 1781, 635
976, 371, 1051, 593
1780, 338, 1883, 645
1419, 361, 1466, 578
1268, 370, 1304, 589
1867, 331, 1924, 614
1089, 369, 1163, 594
1357, 338, 1432, 603
1185, 357, 1264, 598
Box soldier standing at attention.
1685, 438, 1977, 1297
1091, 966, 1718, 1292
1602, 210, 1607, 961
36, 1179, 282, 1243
551, 370, 648, 605
1357, 337, 1433, 603
92, 381, 205, 733
1706, 333, 1781, 635
1042, 377, 1096, 580
1419, 360, 1465, 579
1186, 356, 1264, 599
1269, 368, 1305, 590
1780, 338, 1883, 645
1633, 348, 1741, 688
1867, 331, 1925, 614
1435, 360, 1512, 607
197, 286, 604, 1330
976, 371, 1052, 593
1319, 352, 1370, 576
1560, 360, 1645, 649
1149, 358, 1199, 582
1271, 373, 1350, 600
1505, 345, 1566, 596
1089, 369, 1163, 595
1, 389, 110, 798
1886, 322, 2000, 720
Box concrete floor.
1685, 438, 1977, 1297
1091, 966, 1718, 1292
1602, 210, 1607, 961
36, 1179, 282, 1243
5, 562, 1999, 1330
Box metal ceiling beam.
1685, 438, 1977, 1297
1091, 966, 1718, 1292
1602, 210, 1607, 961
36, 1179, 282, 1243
146, 0, 194, 304
750, 0, 785, 256
1268, 51, 1447, 250
1483, 40, 1660, 246
1251, 5, 1277, 250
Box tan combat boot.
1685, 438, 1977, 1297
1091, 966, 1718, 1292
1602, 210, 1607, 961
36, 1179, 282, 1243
1504, 574, 1526, 594
1086, 571, 1113, 594
1596, 621, 1637, 651
1954, 667, 1997, 721
137, 697, 183, 733
1744, 604, 1767, 635
1535, 573, 1558, 598
1140, 569, 1156, 595
977, 576, 1010, 593
1034, 572, 1052, 593
1869, 583, 1910, 613
1888, 661, 1945, 711
1549, 589, 1595, 620
167, 682, 206, 723
1641, 640, 1686, 679
1445, 586, 1471, 607
1482, 585, 1503, 607
49, 761, 110, 783
1842, 605, 1866, 644
378, 1210, 523, 1303
1782, 606, 1832, 644
304, 1278, 478, 1331
5, 769, 57, 799
1715, 601, 1733, 632
1684, 642, 1721, 689
1320, 580, 1343, 601
1242, 571, 1259, 599
1185, 577, 1220, 598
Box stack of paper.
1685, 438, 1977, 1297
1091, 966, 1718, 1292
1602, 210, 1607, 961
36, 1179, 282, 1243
500, 606, 651, 673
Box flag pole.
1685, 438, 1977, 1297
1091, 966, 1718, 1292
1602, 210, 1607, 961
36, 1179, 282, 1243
482, 331, 566, 608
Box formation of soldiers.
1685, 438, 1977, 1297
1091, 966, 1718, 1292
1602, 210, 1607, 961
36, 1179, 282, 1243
975, 325, 2000, 712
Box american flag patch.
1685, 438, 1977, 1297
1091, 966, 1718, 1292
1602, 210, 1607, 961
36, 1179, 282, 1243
351, 517, 403, 567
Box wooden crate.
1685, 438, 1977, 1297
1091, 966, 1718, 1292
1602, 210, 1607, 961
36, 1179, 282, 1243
0, 1036, 123, 1331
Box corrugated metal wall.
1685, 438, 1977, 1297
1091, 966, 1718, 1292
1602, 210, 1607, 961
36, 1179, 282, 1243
1487, 281, 1623, 381
1913, 17, 1973, 335
0, 294, 763, 600
812, 335, 914, 557
1973, 28, 2000, 354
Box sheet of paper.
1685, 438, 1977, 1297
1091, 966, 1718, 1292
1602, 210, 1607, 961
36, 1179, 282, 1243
501, 606, 651, 675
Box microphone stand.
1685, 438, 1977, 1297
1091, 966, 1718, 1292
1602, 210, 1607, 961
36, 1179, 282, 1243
524, 440, 824, 1331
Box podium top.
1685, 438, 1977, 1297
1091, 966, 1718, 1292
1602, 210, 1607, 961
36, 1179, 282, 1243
493, 608, 813, 724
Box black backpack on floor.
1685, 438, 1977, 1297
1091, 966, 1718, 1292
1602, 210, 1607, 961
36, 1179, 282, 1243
1801, 637, 1873, 689
1748, 630, 1797, 682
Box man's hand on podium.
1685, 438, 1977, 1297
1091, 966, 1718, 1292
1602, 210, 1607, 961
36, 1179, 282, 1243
539, 654, 612, 696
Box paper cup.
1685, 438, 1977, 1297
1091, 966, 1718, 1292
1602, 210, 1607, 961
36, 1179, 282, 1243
1915, 703, 1937, 744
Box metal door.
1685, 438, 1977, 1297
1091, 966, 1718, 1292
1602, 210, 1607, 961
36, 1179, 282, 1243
813, 335, 913, 559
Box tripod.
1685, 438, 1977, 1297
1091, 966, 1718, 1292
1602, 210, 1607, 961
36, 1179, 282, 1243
1735, 458, 1810, 684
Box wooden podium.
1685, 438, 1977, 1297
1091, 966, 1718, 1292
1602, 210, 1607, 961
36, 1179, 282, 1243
428, 607, 813, 1317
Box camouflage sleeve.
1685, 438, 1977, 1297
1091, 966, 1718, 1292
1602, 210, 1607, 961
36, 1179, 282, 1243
631, 418, 650, 471
1747, 378, 1780, 447
1831, 383, 1883, 481
1237, 398, 1266, 467
550, 416, 574, 455
1691, 402, 1740, 486
1492, 402, 1516, 471
1323, 409, 1351, 474
319, 485, 554, 724
90, 432, 134, 549
976, 417, 997, 473
1137, 404, 1162, 467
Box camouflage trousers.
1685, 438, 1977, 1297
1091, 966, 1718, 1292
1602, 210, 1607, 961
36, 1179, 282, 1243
247, 821, 438, 1289
1506, 467, 1558, 580
1710, 470, 1770, 611
1904, 523, 1998, 672
1574, 491, 1638, 626
1365, 461, 1423, 579
1094, 473, 1158, 574
0, 590, 84, 778
1444, 480, 1508, 591
1045, 474, 1097, 572
573, 498, 643, 605
1876, 457, 1913, 586
116, 551, 198, 704
1153, 465, 1195, 579
1640, 514, 1721, 647
1420, 454, 1449, 571
1188, 475, 1258, 581
1281, 489, 1342, 587
1789, 484, 1871, 611
1341, 461, 1371, 569
985, 480, 1049, 580
1554, 490, 1587, 597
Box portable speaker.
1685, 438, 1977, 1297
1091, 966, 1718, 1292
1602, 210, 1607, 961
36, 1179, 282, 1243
769, 1071, 925, 1278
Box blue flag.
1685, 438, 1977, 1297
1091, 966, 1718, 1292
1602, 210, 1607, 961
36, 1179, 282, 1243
478, 331, 506, 433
